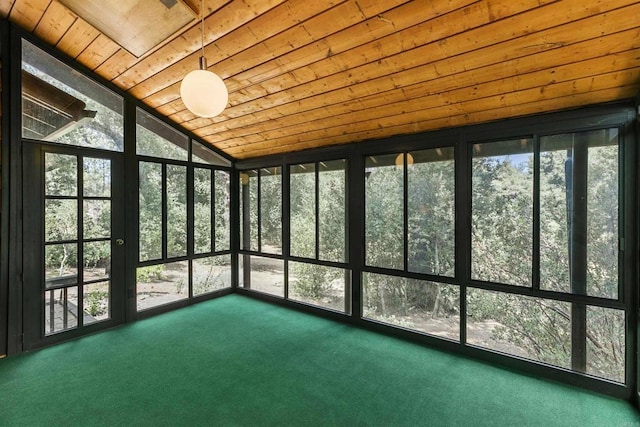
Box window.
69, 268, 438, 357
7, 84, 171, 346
366, 148, 455, 276
290, 160, 347, 262
239, 167, 282, 254
138, 162, 162, 262
289, 262, 350, 312
22, 40, 123, 151
214, 170, 231, 251
193, 255, 232, 296
468, 128, 624, 383
238, 255, 285, 297
363, 272, 459, 341
408, 148, 455, 276
290, 163, 315, 259
365, 154, 403, 269
466, 288, 624, 383
193, 168, 213, 254
136, 108, 188, 160
287, 159, 349, 312
539, 130, 619, 299
194, 168, 231, 254
136, 261, 188, 311
136, 110, 230, 311
472, 138, 534, 286
192, 140, 232, 167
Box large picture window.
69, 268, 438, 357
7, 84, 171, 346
539, 130, 619, 299
472, 138, 534, 286
468, 128, 624, 384
365, 148, 455, 276
239, 161, 350, 312
290, 160, 347, 263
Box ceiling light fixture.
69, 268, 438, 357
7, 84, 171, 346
395, 153, 414, 169
180, 0, 228, 118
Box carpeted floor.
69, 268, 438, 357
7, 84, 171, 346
1, 294, 638, 426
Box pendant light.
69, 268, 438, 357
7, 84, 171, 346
395, 153, 414, 169
180, 0, 228, 118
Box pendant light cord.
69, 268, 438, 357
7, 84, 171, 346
201, 0, 205, 59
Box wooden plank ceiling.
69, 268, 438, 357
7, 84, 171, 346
2, 0, 640, 159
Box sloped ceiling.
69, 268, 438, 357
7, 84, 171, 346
2, 0, 640, 159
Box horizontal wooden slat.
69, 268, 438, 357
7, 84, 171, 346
0, 1, 16, 18
9, 0, 50, 32
75, 34, 121, 71
93, 0, 230, 83
55, 17, 100, 59
212, 30, 640, 147
156, 0, 557, 121
128, 0, 349, 99
34, 1, 77, 46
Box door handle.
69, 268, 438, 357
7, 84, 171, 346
115, 238, 125, 246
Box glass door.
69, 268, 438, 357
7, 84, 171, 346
23, 143, 125, 349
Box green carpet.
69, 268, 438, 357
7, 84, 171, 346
1, 294, 638, 426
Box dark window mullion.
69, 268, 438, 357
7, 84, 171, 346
315, 163, 319, 260
211, 168, 216, 253
257, 169, 262, 253
617, 132, 624, 303
403, 153, 409, 273
283, 165, 290, 300
162, 163, 168, 260
457, 140, 471, 346
186, 161, 194, 298
186, 164, 194, 259
77, 155, 85, 327
570, 135, 589, 373
533, 136, 541, 291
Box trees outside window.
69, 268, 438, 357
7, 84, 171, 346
288, 160, 348, 312
364, 148, 456, 335
136, 109, 231, 310
362, 131, 624, 383
472, 139, 533, 286
466, 130, 622, 382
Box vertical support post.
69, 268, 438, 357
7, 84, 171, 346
568, 135, 588, 372
349, 153, 364, 319
241, 172, 251, 288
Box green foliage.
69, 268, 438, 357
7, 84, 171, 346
363, 139, 622, 381
137, 265, 165, 283
85, 290, 108, 317
363, 274, 459, 318
289, 263, 336, 299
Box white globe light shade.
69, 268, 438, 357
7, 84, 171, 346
180, 69, 228, 118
